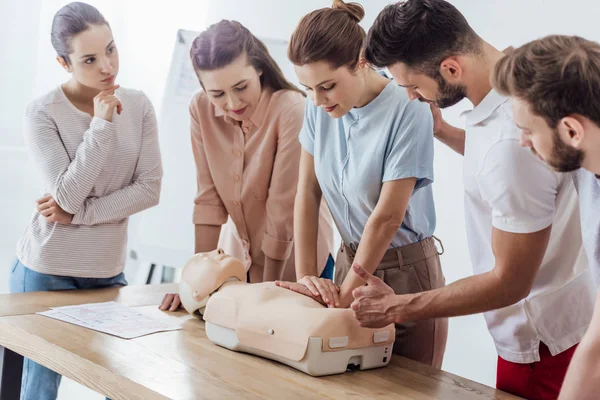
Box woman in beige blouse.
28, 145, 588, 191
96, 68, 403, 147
161, 20, 334, 309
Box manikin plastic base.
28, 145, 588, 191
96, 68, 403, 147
205, 322, 394, 376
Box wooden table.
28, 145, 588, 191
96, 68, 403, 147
0, 284, 520, 400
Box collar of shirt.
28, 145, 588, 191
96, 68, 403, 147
214, 88, 273, 130
460, 89, 509, 126
346, 79, 395, 121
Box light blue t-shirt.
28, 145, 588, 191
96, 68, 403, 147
573, 168, 600, 284
299, 80, 436, 248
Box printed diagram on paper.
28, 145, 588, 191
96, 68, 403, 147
37, 301, 182, 339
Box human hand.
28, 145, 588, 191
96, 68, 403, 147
36, 194, 73, 224
296, 275, 340, 308
350, 264, 398, 328
274, 280, 328, 307
159, 293, 181, 311
94, 84, 122, 122
429, 103, 446, 138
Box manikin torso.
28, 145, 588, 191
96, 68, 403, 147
178, 250, 395, 375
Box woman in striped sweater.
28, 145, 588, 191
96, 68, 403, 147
10, 3, 162, 399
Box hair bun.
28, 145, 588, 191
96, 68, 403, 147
332, 0, 365, 23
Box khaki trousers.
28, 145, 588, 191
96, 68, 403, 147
334, 236, 448, 369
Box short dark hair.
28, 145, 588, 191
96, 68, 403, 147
365, 0, 480, 75
492, 35, 600, 129
51, 2, 109, 65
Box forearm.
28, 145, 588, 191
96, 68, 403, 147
71, 178, 161, 225
559, 292, 600, 400
339, 214, 399, 307
436, 122, 465, 156
28, 118, 115, 215
194, 224, 221, 253
263, 257, 287, 282
559, 338, 600, 400
396, 269, 525, 322
294, 190, 321, 279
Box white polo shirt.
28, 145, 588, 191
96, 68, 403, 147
462, 89, 595, 364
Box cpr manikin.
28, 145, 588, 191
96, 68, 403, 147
179, 249, 395, 376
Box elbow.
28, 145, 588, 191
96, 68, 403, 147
294, 187, 320, 210
511, 285, 531, 305
53, 190, 79, 215
370, 210, 403, 233
491, 266, 533, 308
150, 179, 162, 207
140, 178, 162, 209
498, 280, 532, 307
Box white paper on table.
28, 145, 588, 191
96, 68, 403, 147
37, 301, 182, 339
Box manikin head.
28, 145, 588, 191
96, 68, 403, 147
179, 249, 246, 316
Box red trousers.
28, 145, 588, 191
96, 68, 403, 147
497, 343, 578, 400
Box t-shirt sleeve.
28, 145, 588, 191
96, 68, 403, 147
477, 138, 559, 233
382, 99, 434, 192
298, 97, 316, 156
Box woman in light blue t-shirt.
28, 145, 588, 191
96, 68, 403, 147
276, 0, 447, 368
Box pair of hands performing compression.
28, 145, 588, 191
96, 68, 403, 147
159, 263, 400, 332
275, 267, 399, 330
36, 85, 123, 225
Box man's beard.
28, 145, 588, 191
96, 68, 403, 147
434, 74, 467, 109
532, 129, 584, 172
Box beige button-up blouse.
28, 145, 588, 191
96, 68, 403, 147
190, 88, 334, 282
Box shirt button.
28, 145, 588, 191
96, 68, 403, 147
235, 150, 242, 157
233, 201, 240, 206
243, 126, 249, 133
233, 175, 240, 182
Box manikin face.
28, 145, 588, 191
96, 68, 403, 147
198, 52, 263, 122
182, 249, 245, 289
512, 98, 585, 172
58, 24, 119, 90
387, 61, 467, 109
294, 60, 366, 118
179, 249, 246, 315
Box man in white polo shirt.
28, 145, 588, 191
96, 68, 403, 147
491, 34, 600, 400
355, 1, 596, 398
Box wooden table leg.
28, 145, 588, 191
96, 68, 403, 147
0, 346, 23, 400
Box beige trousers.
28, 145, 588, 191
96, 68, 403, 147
334, 236, 448, 369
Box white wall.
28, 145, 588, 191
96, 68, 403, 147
2, 1, 600, 397
0, 0, 43, 293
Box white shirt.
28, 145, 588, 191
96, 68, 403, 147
17, 86, 163, 278
462, 89, 595, 363
573, 169, 600, 285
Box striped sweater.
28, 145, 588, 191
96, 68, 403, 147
17, 86, 163, 278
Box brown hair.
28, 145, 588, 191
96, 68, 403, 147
190, 20, 303, 96
492, 35, 600, 128
51, 2, 109, 65
288, 0, 365, 70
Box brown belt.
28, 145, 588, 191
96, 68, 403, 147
341, 236, 444, 269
